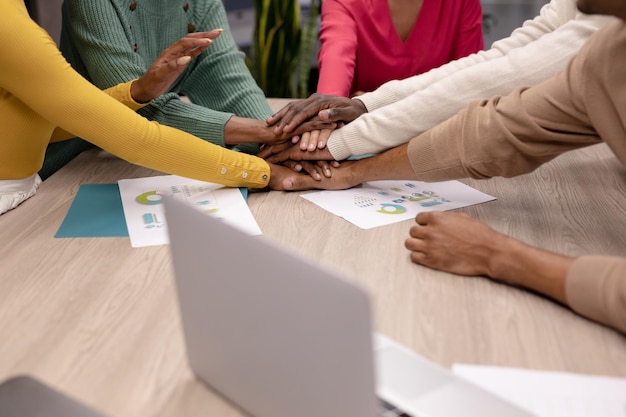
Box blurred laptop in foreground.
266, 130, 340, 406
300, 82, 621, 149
164, 197, 536, 417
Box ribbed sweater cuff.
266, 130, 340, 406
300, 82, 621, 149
327, 128, 364, 160
356, 91, 395, 112
105, 80, 150, 112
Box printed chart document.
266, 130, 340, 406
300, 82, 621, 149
118, 175, 261, 247
301, 180, 495, 229
453, 364, 626, 417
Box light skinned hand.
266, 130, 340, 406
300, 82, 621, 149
282, 160, 337, 180
259, 142, 336, 164
266, 93, 367, 135
274, 121, 337, 145
131, 30, 223, 103
404, 212, 506, 277
292, 128, 336, 151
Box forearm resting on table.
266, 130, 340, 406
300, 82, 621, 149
488, 236, 574, 305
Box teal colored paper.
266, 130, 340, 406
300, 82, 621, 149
55, 184, 249, 238
55, 184, 129, 238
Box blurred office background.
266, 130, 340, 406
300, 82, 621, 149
27, 0, 547, 51
27, 0, 547, 95
223, 0, 546, 53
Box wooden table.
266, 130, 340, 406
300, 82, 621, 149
1, 115, 625, 416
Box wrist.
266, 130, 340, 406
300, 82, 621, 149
353, 98, 368, 115
130, 79, 152, 104
225, 117, 271, 145
488, 235, 572, 304
485, 233, 524, 281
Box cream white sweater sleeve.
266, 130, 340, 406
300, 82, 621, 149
327, 0, 613, 160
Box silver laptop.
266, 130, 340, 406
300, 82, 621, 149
164, 197, 536, 417
0, 376, 108, 417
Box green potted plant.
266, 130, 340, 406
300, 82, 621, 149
248, 0, 321, 98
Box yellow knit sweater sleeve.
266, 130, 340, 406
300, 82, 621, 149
0, 0, 270, 188
50, 80, 147, 143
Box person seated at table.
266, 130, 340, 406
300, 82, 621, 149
266, 0, 613, 154
0, 0, 319, 216
262, 3, 626, 334
48, 0, 333, 183
316, 0, 484, 98
52, 0, 294, 180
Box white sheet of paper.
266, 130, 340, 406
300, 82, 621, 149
118, 175, 261, 247
453, 364, 626, 417
301, 180, 496, 229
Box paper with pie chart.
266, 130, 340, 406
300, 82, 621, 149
118, 175, 261, 247
301, 180, 496, 229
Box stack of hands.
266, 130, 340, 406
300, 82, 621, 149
128, 32, 526, 288
260, 94, 369, 191
133, 30, 366, 191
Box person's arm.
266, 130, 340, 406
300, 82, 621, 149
406, 211, 572, 303
404, 212, 626, 334
356, 0, 583, 111
325, 12, 612, 160
269, 68, 602, 188
265, 66, 605, 186
275, 22, 618, 191
264, 0, 610, 161
269, 0, 573, 134
50, 32, 218, 142
49, 80, 146, 143
316, 0, 358, 97
61, 0, 271, 153
267, 143, 415, 191
402, 20, 623, 183
173, 0, 274, 154
1, 4, 269, 188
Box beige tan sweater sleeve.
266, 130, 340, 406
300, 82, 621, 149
405, 20, 626, 334
407, 20, 626, 182
566, 257, 626, 333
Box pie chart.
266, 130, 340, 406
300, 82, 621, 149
136, 190, 163, 205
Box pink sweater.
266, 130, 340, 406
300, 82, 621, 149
317, 0, 484, 97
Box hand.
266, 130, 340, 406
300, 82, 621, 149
282, 160, 339, 180
268, 162, 359, 191
406, 211, 574, 305
258, 142, 336, 164
405, 212, 506, 277
291, 128, 337, 151
130, 30, 223, 103
266, 93, 367, 135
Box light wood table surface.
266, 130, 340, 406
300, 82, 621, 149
1, 99, 625, 416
